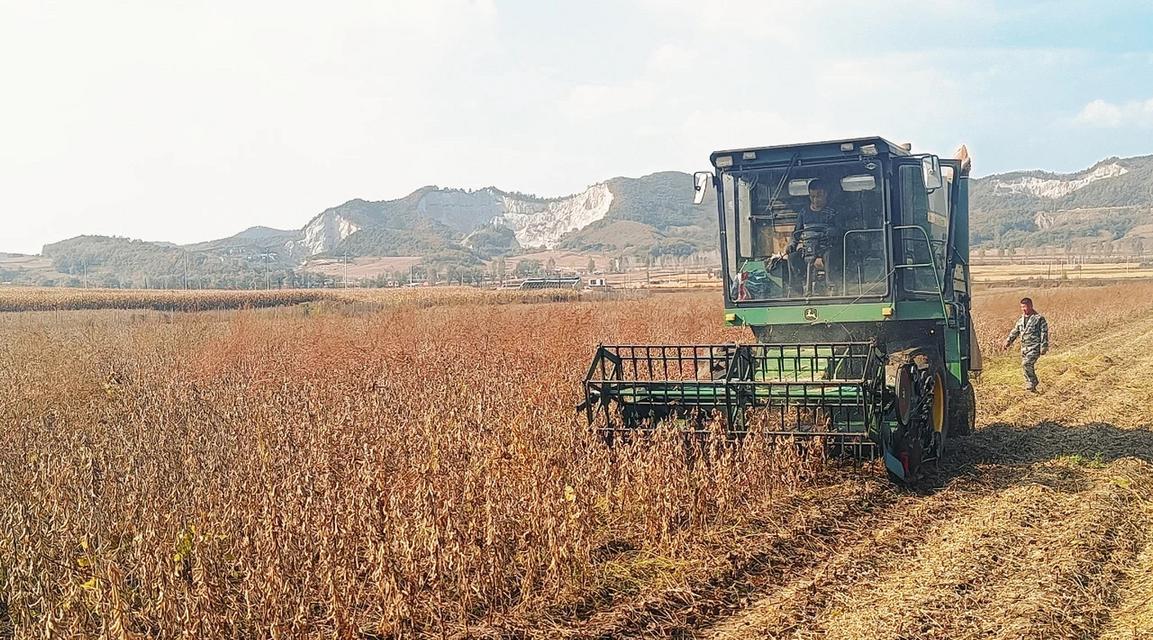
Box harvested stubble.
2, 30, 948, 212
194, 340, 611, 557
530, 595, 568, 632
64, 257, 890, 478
970, 280, 1153, 356
2, 282, 1153, 638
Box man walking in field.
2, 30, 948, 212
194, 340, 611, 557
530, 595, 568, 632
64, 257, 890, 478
1004, 297, 1049, 392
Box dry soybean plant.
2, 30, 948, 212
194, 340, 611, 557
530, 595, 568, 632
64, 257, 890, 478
0, 293, 820, 637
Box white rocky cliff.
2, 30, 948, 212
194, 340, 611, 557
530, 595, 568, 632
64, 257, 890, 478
292, 183, 615, 256
492, 183, 613, 249
300, 211, 360, 255
989, 162, 1129, 199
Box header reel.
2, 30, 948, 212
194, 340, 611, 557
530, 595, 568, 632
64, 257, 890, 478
580, 341, 948, 482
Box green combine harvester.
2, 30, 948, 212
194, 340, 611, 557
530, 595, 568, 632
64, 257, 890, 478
582, 137, 980, 482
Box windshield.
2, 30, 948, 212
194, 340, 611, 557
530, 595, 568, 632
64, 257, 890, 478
722, 161, 887, 302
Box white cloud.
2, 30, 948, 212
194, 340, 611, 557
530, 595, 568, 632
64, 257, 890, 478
559, 82, 656, 120
1075, 98, 1153, 128
646, 44, 702, 74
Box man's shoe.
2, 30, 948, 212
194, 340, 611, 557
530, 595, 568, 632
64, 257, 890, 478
1025, 384, 1038, 393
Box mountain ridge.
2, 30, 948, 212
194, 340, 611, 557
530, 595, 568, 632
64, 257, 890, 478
6, 152, 1152, 287
969, 153, 1153, 248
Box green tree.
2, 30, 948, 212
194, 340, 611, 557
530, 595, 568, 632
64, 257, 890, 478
515, 259, 542, 277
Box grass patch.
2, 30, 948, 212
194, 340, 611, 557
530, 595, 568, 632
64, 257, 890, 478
1055, 453, 1107, 469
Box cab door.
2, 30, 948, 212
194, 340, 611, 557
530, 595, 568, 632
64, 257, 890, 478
892, 160, 945, 298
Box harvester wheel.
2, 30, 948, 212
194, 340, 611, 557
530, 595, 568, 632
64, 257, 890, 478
894, 365, 914, 426
904, 366, 947, 480
886, 351, 946, 482
948, 382, 976, 437
930, 370, 947, 461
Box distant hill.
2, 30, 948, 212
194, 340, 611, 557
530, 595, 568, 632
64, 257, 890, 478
8, 152, 1153, 288
38, 235, 294, 288
295, 172, 715, 258
189, 225, 298, 246
184, 226, 304, 260
970, 155, 1153, 250
461, 223, 521, 259
9, 172, 717, 287
558, 172, 717, 254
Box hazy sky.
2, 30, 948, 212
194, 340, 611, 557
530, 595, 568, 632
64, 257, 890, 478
2, 0, 1152, 254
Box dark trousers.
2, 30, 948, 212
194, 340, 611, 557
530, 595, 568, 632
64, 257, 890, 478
787, 249, 842, 295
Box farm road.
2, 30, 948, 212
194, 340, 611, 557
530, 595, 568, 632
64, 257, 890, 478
590, 312, 1153, 639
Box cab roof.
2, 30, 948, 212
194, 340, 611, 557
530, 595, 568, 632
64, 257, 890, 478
710, 137, 912, 169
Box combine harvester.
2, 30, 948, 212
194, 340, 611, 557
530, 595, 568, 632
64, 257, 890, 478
582, 137, 980, 482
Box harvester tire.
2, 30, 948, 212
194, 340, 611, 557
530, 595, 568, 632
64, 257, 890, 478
885, 347, 948, 480
948, 382, 976, 437
930, 369, 947, 461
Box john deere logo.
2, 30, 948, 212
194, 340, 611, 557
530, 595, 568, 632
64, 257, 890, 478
803, 307, 818, 321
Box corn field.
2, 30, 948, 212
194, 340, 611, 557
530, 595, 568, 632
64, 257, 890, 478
0, 286, 597, 313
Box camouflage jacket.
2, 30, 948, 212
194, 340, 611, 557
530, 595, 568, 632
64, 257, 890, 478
1006, 313, 1049, 352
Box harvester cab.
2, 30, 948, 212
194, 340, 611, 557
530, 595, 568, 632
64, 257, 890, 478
583, 137, 978, 483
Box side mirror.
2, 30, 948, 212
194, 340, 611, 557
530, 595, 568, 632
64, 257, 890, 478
692, 171, 713, 205
922, 155, 943, 191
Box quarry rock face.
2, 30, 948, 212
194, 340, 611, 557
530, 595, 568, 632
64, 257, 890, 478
988, 162, 1129, 199
295, 183, 617, 255
1033, 211, 1056, 230
492, 183, 613, 249
301, 211, 361, 255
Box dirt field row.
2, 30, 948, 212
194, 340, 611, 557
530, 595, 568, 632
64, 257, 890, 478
592, 290, 1153, 639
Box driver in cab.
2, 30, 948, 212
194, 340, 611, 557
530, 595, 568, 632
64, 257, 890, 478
776, 178, 842, 295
